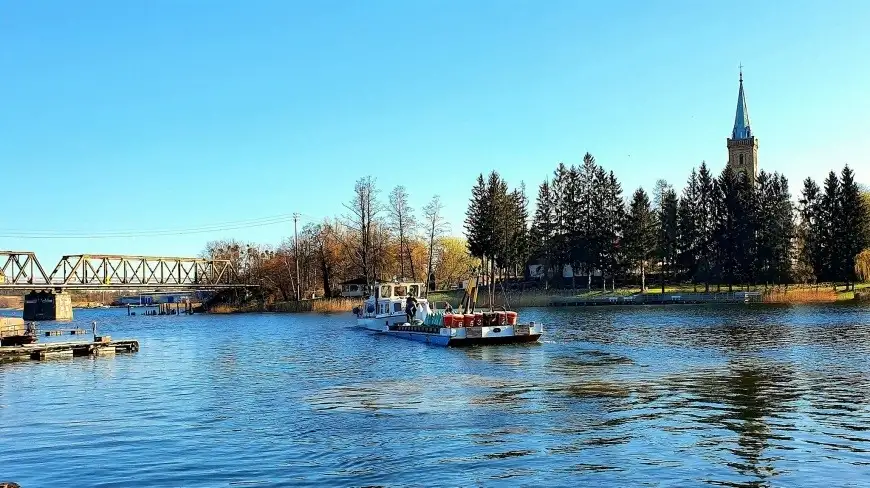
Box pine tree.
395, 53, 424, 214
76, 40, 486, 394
565, 164, 585, 288
769, 173, 795, 284
551, 163, 571, 285
736, 171, 758, 286
836, 165, 869, 289
530, 180, 557, 287
578, 154, 601, 288
697, 163, 716, 291
819, 171, 841, 283
797, 177, 823, 282
753, 171, 793, 286
713, 167, 742, 291
465, 174, 489, 260
587, 166, 608, 288
623, 188, 657, 291
657, 188, 679, 292
509, 183, 530, 279
600, 171, 625, 290
677, 169, 701, 290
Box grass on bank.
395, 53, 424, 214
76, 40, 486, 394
205, 282, 869, 314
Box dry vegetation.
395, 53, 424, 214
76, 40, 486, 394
0, 296, 23, 309
762, 287, 838, 303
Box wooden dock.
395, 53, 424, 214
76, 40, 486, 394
0, 339, 139, 363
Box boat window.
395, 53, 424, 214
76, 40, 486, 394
393, 302, 402, 313
380, 285, 392, 298
348, 285, 358, 292
394, 285, 407, 297
409, 285, 419, 297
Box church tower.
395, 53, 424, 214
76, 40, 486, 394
726, 68, 758, 185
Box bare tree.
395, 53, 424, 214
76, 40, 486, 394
342, 176, 382, 287
423, 195, 449, 294
389, 186, 417, 280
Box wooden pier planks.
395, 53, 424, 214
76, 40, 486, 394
0, 339, 139, 363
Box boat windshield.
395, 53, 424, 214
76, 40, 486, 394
379, 285, 392, 298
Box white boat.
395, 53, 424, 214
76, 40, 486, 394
352, 278, 543, 347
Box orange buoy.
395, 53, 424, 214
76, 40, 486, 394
505, 311, 518, 325
473, 312, 483, 327
463, 314, 475, 327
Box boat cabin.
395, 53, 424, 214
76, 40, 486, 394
358, 281, 430, 320
339, 278, 372, 298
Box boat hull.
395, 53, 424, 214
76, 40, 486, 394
445, 333, 542, 347
358, 319, 544, 348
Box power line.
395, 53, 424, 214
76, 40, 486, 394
0, 213, 310, 239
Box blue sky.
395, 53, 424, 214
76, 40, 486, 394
2, 0, 868, 265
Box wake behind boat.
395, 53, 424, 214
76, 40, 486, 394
352, 278, 543, 347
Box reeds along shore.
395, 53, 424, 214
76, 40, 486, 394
204, 284, 866, 315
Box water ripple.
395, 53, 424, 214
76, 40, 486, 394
1, 304, 869, 486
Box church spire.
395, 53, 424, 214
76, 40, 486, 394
732, 65, 752, 139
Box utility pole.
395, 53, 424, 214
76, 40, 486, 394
293, 213, 301, 301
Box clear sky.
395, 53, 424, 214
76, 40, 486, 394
2, 0, 868, 266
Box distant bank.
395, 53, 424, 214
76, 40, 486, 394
203, 285, 869, 315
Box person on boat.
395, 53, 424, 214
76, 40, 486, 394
444, 302, 453, 314
405, 295, 418, 324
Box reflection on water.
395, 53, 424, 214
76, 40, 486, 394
1, 304, 869, 487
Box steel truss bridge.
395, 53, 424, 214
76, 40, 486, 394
0, 251, 247, 292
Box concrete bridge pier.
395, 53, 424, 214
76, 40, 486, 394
23, 291, 73, 321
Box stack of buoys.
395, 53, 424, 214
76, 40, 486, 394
442, 314, 454, 327
463, 314, 475, 327
474, 312, 483, 327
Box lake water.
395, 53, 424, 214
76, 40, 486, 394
1, 304, 869, 487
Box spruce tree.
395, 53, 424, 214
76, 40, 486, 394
551, 163, 571, 286
623, 188, 657, 291
678, 169, 701, 290
578, 154, 600, 287
736, 171, 758, 286
588, 166, 608, 288
465, 174, 490, 261
657, 188, 679, 292
798, 177, 823, 282
836, 165, 869, 289
530, 180, 557, 287
697, 163, 716, 291
600, 171, 625, 290
714, 167, 742, 291
819, 171, 841, 283
753, 171, 793, 286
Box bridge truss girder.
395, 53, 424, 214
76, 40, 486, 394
0, 251, 240, 290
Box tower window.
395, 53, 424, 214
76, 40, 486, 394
739, 154, 744, 165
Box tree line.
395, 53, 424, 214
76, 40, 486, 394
204, 158, 868, 303
521, 155, 869, 291
202, 179, 478, 302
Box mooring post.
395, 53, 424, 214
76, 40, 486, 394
127, 304, 131, 316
